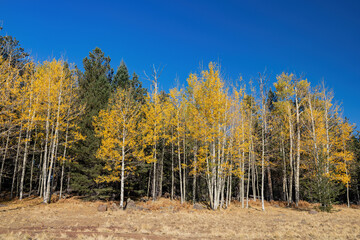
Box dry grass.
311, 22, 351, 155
0, 197, 359, 239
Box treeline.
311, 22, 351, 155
0, 31, 359, 211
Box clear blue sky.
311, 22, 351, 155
1, 0, 360, 129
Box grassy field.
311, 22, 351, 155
0, 197, 359, 239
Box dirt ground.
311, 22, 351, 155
0, 197, 359, 240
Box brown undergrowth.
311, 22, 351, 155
0, 197, 359, 239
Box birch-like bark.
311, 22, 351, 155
59, 122, 69, 200
241, 113, 245, 208
171, 126, 174, 200
145, 164, 151, 198
259, 76, 266, 211
42, 77, 51, 199
246, 150, 251, 208
44, 81, 62, 204
20, 111, 35, 200
120, 128, 126, 208
182, 128, 186, 203
288, 104, 294, 205
295, 86, 301, 207
192, 142, 197, 204
152, 135, 157, 201
38, 144, 44, 196
281, 138, 288, 202
308, 93, 319, 167
11, 122, 23, 199
0, 130, 10, 193
158, 139, 165, 198
29, 128, 37, 196
177, 121, 183, 203
19, 127, 31, 200
241, 150, 245, 208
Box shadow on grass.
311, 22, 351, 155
0, 195, 43, 212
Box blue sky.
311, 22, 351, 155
1, 0, 360, 129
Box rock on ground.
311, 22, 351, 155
193, 203, 206, 210
309, 210, 318, 214
125, 198, 137, 210
97, 204, 107, 212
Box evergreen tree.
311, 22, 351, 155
349, 133, 360, 203
113, 60, 147, 102
0, 27, 29, 68
113, 60, 130, 89
70, 47, 113, 198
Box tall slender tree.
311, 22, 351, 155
71, 48, 113, 197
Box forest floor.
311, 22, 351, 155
0, 196, 359, 240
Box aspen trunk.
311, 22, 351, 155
42, 80, 51, 199
177, 120, 183, 203
241, 151, 245, 208
151, 78, 158, 201
241, 115, 245, 208
38, 144, 44, 196
228, 171, 232, 207
246, 150, 251, 208
158, 139, 165, 198
19, 125, 33, 200
29, 130, 37, 197
205, 143, 213, 208
288, 105, 294, 205
11, 122, 23, 199
44, 83, 62, 204
260, 77, 266, 211
308, 94, 319, 166
59, 162, 65, 199
152, 146, 157, 200
343, 138, 350, 208
281, 139, 288, 202
0, 130, 10, 193
261, 118, 265, 210
120, 134, 125, 208
323, 84, 330, 174
147, 164, 151, 198
192, 143, 197, 204
295, 89, 301, 207
20, 76, 36, 200
182, 128, 186, 203
59, 122, 69, 200
252, 155, 256, 201
171, 129, 174, 200
256, 161, 260, 200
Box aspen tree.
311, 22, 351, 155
19, 63, 37, 200
0, 56, 20, 192
94, 87, 141, 208
330, 119, 354, 207
258, 73, 268, 211
169, 87, 185, 203
141, 65, 163, 201
293, 78, 309, 206
186, 74, 197, 203
339, 121, 354, 207
274, 73, 295, 205
186, 63, 230, 209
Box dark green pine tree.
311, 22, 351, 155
113, 60, 147, 102
112, 59, 130, 89
70, 47, 114, 198
0, 27, 29, 68
349, 133, 360, 203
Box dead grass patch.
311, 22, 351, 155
0, 197, 359, 239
